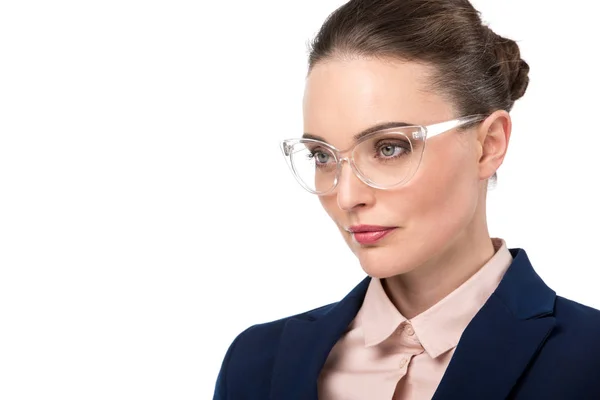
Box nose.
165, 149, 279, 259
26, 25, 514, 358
335, 158, 374, 211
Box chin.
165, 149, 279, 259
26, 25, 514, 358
355, 247, 416, 279
361, 266, 400, 279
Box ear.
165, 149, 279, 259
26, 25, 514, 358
476, 110, 511, 180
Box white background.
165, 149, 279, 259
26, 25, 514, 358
0, 1, 598, 399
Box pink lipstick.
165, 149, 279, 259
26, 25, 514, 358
347, 225, 397, 245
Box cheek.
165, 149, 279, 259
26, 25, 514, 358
407, 143, 480, 233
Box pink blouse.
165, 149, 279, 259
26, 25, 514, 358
318, 238, 513, 399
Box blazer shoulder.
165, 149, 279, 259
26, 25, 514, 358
213, 301, 341, 399
554, 295, 600, 325
233, 300, 340, 348
552, 295, 600, 349
228, 277, 370, 352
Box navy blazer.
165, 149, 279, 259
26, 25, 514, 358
213, 248, 600, 399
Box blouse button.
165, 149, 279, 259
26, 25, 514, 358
399, 357, 409, 368
405, 325, 415, 336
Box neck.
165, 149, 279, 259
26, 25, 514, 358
382, 228, 497, 320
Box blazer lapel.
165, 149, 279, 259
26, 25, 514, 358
432, 248, 557, 400
269, 278, 370, 400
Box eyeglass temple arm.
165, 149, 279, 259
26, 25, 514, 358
414, 115, 486, 140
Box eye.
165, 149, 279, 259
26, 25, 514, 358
377, 143, 407, 158
315, 151, 330, 164
307, 149, 332, 165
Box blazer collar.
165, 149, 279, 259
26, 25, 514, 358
269, 248, 556, 400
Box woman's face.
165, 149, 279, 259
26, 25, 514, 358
303, 58, 487, 278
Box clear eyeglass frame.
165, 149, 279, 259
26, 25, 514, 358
279, 114, 487, 195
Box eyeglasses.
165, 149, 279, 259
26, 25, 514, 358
279, 115, 486, 195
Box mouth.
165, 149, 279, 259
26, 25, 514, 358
346, 225, 398, 245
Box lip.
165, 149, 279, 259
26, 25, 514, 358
347, 225, 396, 233
346, 225, 397, 245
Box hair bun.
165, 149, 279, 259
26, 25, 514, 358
489, 30, 530, 101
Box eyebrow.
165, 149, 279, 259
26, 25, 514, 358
302, 121, 414, 144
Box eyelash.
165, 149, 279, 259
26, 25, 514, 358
307, 149, 330, 162
373, 141, 411, 160
304, 140, 411, 165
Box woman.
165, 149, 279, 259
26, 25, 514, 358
213, 0, 600, 399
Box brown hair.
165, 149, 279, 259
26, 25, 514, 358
307, 0, 530, 116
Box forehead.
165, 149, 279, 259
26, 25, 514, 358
303, 58, 455, 146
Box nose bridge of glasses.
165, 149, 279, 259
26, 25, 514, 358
337, 155, 358, 175
336, 155, 364, 187
338, 156, 351, 164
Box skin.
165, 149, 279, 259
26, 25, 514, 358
303, 57, 511, 319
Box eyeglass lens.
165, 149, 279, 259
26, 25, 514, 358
289, 128, 425, 193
